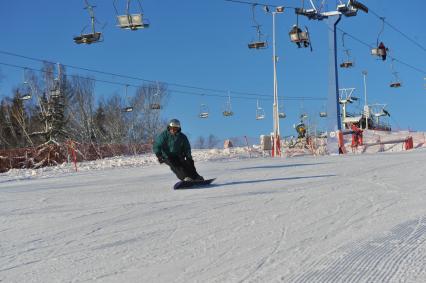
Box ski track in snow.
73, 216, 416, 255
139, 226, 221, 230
290, 216, 426, 283
1, 147, 426, 282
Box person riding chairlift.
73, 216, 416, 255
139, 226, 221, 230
378, 42, 388, 61
289, 25, 309, 48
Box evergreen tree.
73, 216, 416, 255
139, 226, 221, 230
93, 103, 108, 143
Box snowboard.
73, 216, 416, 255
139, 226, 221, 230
174, 178, 216, 190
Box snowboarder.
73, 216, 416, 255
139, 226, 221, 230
153, 119, 204, 182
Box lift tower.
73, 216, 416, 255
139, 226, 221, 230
296, 0, 368, 154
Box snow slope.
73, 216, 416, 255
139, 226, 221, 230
2, 147, 426, 282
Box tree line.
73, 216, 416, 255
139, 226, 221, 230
0, 63, 169, 150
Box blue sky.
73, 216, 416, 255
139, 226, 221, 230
0, 0, 425, 142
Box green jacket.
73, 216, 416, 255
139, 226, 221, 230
153, 129, 192, 160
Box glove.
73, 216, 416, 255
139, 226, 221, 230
156, 154, 165, 164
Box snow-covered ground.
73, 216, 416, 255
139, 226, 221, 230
2, 132, 426, 282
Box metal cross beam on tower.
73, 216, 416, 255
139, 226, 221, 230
297, 0, 368, 154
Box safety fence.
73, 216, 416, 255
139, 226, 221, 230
0, 142, 153, 173
259, 130, 425, 157
259, 135, 328, 157
341, 130, 423, 154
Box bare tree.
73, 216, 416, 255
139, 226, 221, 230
207, 134, 220, 149
0, 100, 9, 149
132, 82, 169, 143
102, 94, 128, 144
9, 90, 34, 146
67, 76, 96, 144
0, 99, 20, 148
230, 137, 243, 147
26, 63, 70, 145
194, 136, 205, 149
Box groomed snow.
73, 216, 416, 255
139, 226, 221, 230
2, 138, 426, 282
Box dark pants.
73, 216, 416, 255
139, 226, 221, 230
164, 156, 200, 181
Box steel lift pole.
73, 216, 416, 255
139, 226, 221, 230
272, 10, 281, 157
326, 14, 342, 154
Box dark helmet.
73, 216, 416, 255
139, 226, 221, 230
168, 119, 181, 128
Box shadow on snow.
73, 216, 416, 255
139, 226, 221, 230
235, 163, 326, 170
182, 174, 335, 190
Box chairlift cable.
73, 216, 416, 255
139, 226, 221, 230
2, 14, 424, 95
0, 50, 337, 96
0, 61, 327, 102
331, 27, 426, 75
228, 0, 426, 54
228, 0, 426, 56
225, 0, 297, 10
368, 8, 426, 53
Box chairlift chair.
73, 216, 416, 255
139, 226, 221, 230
390, 81, 401, 88
20, 94, 32, 101
199, 104, 209, 118
248, 41, 267, 49
319, 111, 327, 118
337, 0, 366, 17
222, 93, 234, 117
278, 103, 286, 119
149, 81, 162, 110
319, 102, 327, 117
117, 14, 149, 30
223, 110, 234, 117
222, 110, 233, 117
248, 4, 268, 50
337, 4, 356, 16
114, 0, 150, 30
255, 100, 265, 120
390, 75, 402, 88
340, 61, 353, 68
340, 34, 354, 68
256, 109, 265, 120
122, 106, 134, 112
122, 84, 134, 113
390, 71, 402, 88
20, 80, 32, 101
295, 7, 324, 20
74, 32, 102, 44
74, 0, 103, 44
389, 60, 402, 88
150, 103, 161, 110
371, 18, 387, 60
371, 42, 388, 61
50, 79, 61, 98
289, 25, 310, 48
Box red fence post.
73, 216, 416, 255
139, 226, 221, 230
404, 136, 413, 150
67, 140, 78, 172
